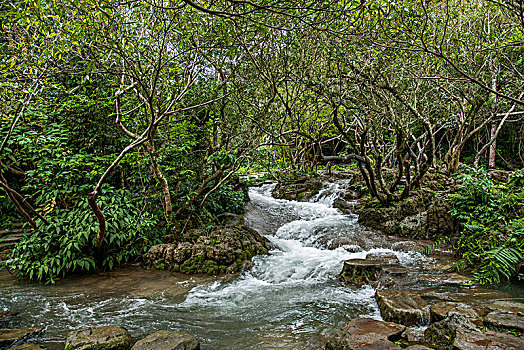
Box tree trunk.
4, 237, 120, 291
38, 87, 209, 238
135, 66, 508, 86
146, 140, 172, 223
489, 122, 497, 169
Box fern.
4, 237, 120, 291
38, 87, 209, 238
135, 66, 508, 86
423, 235, 451, 255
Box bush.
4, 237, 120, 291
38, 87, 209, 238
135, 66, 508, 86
451, 167, 524, 284
6, 186, 162, 284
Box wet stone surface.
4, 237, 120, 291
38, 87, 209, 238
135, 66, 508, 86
0, 327, 45, 350
375, 290, 430, 326
64, 325, 132, 350
131, 330, 200, 350
325, 317, 405, 350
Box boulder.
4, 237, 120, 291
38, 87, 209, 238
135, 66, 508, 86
145, 225, 268, 275
375, 290, 430, 326
484, 310, 524, 332
325, 317, 405, 350
64, 325, 132, 350
338, 259, 383, 285
0, 327, 45, 349
131, 330, 200, 350
272, 176, 322, 201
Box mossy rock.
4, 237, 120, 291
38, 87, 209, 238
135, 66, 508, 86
144, 225, 269, 275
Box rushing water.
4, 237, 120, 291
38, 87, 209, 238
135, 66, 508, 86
1, 182, 430, 349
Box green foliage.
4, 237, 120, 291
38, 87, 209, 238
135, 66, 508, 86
203, 183, 248, 218
6, 186, 162, 284
451, 167, 524, 284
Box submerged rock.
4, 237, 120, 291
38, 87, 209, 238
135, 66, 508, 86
64, 325, 132, 350
144, 224, 268, 275
375, 290, 430, 326
132, 330, 200, 350
0, 327, 45, 349
325, 317, 405, 350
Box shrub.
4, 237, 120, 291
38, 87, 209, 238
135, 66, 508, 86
451, 167, 524, 284
6, 186, 162, 284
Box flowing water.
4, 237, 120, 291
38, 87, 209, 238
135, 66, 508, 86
0, 182, 431, 349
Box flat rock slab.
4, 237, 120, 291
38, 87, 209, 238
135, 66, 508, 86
326, 318, 405, 350
484, 310, 524, 332
0, 327, 45, 349
375, 290, 430, 326
454, 328, 524, 350
418, 273, 470, 285
365, 252, 400, 265
64, 325, 132, 350
486, 300, 524, 315
424, 313, 524, 350
430, 301, 486, 324
131, 330, 200, 350
420, 288, 512, 305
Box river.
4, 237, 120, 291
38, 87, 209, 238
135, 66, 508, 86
1, 182, 436, 349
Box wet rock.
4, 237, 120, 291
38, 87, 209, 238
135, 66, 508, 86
64, 325, 132, 350
424, 313, 478, 349
426, 200, 459, 239
333, 199, 360, 214
375, 290, 430, 326
131, 330, 200, 350
484, 310, 524, 332
420, 287, 512, 305
0, 327, 45, 349
401, 327, 426, 344
418, 273, 470, 286
272, 176, 322, 201
487, 300, 524, 315
144, 225, 268, 275
10, 344, 43, 350
430, 302, 485, 324
454, 328, 524, 349
338, 259, 382, 285
391, 241, 427, 253
424, 313, 524, 350
365, 252, 399, 265
325, 317, 405, 350
404, 346, 432, 350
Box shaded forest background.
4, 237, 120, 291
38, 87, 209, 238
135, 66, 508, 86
0, 0, 523, 283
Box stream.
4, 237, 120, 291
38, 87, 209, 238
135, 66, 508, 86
1, 182, 440, 349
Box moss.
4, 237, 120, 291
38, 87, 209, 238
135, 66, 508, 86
153, 263, 165, 270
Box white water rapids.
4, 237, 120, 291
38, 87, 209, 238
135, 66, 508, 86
0, 181, 430, 349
